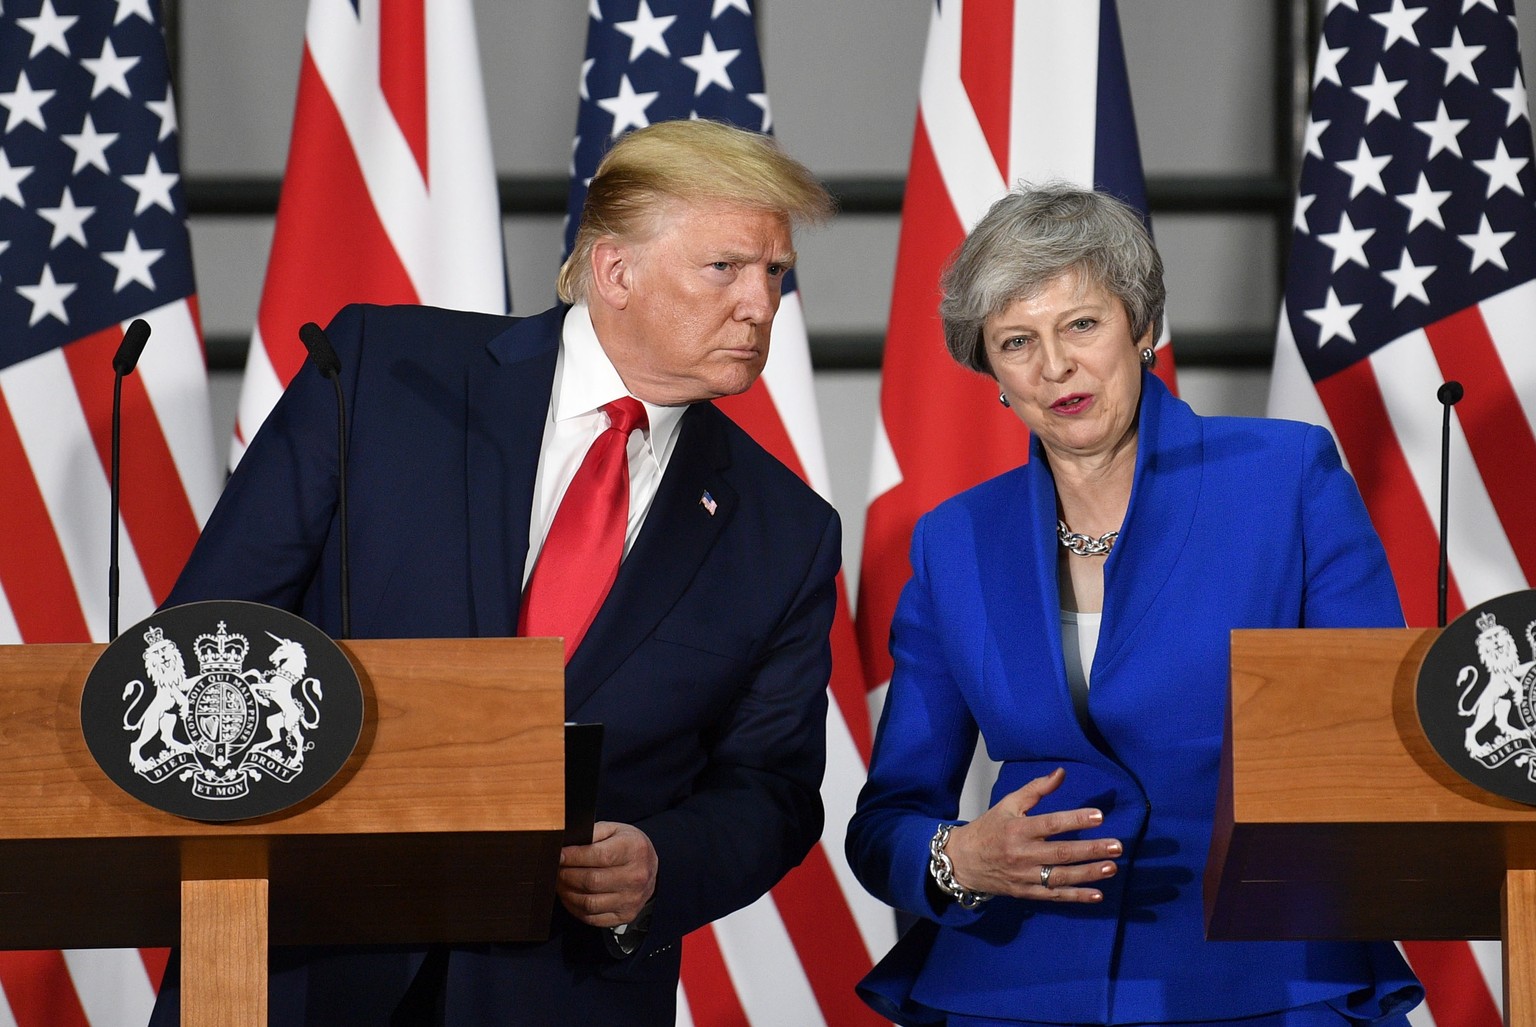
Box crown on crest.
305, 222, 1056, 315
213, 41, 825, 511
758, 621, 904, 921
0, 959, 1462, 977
1477, 611, 1499, 635
194, 621, 249, 674
143, 625, 165, 646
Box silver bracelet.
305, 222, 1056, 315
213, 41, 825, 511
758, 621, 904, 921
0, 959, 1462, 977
928, 822, 992, 909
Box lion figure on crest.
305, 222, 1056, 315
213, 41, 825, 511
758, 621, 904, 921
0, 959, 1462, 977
122, 628, 194, 771
1457, 612, 1536, 756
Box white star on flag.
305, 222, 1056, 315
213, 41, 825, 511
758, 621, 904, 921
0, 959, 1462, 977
37, 185, 94, 247
1433, 27, 1485, 84
1413, 100, 1469, 157
1304, 117, 1331, 158
113, 0, 156, 25
1458, 213, 1515, 270
16, 0, 75, 58
0, 71, 55, 133
0, 148, 34, 204
1395, 172, 1450, 230
1473, 138, 1527, 197
145, 86, 176, 141
1381, 249, 1436, 306
1494, 70, 1527, 126
81, 37, 140, 99
1303, 286, 1363, 345
1317, 211, 1375, 270
681, 33, 739, 96
1315, 41, 1348, 86
596, 74, 658, 136
1294, 193, 1316, 232
1371, 0, 1427, 50
61, 113, 118, 173
1352, 66, 1407, 122
101, 229, 163, 291
121, 152, 177, 213
1336, 138, 1391, 197
16, 262, 76, 325
712, 0, 751, 17
614, 0, 675, 61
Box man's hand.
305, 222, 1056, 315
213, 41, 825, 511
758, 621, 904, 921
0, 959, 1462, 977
557, 821, 659, 928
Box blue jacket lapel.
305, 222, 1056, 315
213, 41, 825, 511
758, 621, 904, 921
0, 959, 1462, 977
465, 306, 563, 637
1094, 373, 1204, 685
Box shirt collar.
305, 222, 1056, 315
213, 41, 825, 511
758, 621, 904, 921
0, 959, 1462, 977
557, 302, 686, 464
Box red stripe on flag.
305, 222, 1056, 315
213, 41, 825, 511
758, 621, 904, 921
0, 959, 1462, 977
1315, 359, 1462, 627
0, 391, 90, 643
379, 0, 429, 184
1424, 304, 1536, 586
680, 925, 751, 1027
139, 947, 170, 990
771, 845, 884, 1026
0, 951, 91, 1027
258, 48, 420, 387
715, 381, 872, 761
63, 328, 201, 604
858, 116, 1032, 689
1401, 940, 1503, 1027
959, 0, 1014, 179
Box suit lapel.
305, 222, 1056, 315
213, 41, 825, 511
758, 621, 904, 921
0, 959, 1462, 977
565, 402, 731, 713
1093, 374, 1204, 683
465, 308, 563, 637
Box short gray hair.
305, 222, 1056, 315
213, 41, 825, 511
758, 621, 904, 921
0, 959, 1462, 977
938, 184, 1166, 375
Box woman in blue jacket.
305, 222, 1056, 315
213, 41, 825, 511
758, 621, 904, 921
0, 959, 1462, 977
846, 185, 1422, 1026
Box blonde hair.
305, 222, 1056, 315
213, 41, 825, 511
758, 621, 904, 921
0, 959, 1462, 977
557, 120, 833, 303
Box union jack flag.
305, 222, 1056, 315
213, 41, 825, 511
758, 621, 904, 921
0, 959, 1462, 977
570, 3, 891, 1023
0, 0, 216, 1022
228, 0, 506, 468
1268, 1, 1534, 1022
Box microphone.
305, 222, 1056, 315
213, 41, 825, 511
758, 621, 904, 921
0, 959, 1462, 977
298, 322, 351, 639
109, 319, 151, 641
1436, 381, 1463, 629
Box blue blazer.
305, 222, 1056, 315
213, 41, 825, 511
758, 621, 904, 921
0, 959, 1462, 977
158, 303, 840, 1025
846, 375, 1421, 1026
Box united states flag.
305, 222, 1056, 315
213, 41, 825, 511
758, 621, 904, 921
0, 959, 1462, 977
0, 0, 216, 1023
229, 0, 505, 468
1267, 0, 1535, 1022
857, 0, 1174, 785
569, 3, 892, 1023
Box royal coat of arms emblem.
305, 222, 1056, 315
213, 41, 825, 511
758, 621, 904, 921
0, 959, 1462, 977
1418, 590, 1536, 805
83, 601, 363, 821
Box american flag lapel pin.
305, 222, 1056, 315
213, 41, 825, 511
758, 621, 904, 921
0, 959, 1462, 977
699, 490, 717, 516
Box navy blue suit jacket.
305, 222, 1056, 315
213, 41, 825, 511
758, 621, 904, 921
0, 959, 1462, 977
157, 303, 839, 1025
847, 376, 1422, 1026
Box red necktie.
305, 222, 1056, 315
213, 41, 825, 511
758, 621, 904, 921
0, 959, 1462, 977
520, 397, 648, 663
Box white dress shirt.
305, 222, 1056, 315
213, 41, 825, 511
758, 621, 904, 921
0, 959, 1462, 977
522, 302, 687, 587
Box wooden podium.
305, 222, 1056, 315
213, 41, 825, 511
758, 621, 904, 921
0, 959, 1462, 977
0, 637, 566, 1026
1206, 628, 1536, 1023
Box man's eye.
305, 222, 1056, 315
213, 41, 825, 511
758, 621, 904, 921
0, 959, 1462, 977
767, 264, 785, 277
712, 261, 732, 271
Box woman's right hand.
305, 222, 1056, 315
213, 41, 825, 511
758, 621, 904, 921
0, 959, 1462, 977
943, 768, 1121, 903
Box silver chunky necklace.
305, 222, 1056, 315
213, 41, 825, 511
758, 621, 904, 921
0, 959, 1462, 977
1057, 519, 1119, 557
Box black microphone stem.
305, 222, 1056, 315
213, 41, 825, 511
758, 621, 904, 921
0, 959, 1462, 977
109, 373, 122, 641
331, 372, 350, 640
1436, 381, 1463, 629
107, 319, 150, 641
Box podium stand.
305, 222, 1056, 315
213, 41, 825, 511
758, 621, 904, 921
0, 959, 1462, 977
1206, 628, 1536, 1022
0, 637, 566, 1026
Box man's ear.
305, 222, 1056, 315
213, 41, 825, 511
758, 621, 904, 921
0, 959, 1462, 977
590, 238, 631, 311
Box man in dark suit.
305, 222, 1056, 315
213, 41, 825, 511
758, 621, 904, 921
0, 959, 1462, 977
152, 119, 838, 1025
